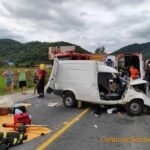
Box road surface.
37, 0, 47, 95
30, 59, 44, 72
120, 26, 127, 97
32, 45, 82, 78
10, 93, 150, 150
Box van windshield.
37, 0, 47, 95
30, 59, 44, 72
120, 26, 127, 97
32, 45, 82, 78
98, 72, 127, 100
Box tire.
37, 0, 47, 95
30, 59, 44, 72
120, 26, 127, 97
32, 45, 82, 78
126, 100, 144, 116
46, 87, 53, 94
63, 92, 76, 108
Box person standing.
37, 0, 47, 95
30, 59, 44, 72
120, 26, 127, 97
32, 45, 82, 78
18, 69, 27, 94
37, 64, 46, 98
129, 66, 139, 80
1, 67, 14, 94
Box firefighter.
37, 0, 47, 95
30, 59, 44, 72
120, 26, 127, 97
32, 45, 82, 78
37, 64, 47, 98
129, 66, 139, 80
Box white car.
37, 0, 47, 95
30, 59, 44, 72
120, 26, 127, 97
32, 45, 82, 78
46, 59, 150, 116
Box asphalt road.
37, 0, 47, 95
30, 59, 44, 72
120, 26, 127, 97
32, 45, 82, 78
11, 93, 150, 150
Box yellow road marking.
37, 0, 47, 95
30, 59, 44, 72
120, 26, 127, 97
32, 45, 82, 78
36, 108, 89, 150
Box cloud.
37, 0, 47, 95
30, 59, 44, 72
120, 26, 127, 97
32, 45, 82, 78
128, 20, 150, 40
93, 0, 146, 10
0, 0, 150, 53
0, 28, 26, 41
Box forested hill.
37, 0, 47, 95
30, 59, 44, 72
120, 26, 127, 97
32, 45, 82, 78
0, 39, 90, 66
1, 39, 150, 67
112, 42, 150, 59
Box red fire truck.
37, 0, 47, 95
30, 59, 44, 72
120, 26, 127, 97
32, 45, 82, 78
55, 52, 106, 61
55, 52, 90, 60
48, 46, 106, 61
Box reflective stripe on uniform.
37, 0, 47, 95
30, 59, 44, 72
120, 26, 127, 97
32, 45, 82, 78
19, 134, 23, 140
3, 132, 7, 138
13, 138, 18, 145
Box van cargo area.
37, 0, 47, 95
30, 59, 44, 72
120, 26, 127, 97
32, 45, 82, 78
118, 55, 139, 69
118, 54, 142, 77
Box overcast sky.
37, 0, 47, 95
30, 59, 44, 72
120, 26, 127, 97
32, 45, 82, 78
0, 0, 150, 53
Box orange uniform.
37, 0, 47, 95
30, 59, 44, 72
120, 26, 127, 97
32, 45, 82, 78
130, 67, 139, 80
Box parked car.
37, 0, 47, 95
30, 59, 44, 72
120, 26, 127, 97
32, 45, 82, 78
46, 59, 150, 116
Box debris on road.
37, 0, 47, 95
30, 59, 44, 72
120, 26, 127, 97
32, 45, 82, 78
94, 125, 98, 128
48, 102, 61, 107
107, 108, 117, 114
94, 114, 99, 117
63, 121, 68, 125
76, 118, 79, 121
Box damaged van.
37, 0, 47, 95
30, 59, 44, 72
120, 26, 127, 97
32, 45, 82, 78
46, 59, 150, 116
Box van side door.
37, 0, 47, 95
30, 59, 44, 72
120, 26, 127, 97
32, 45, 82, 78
47, 59, 58, 90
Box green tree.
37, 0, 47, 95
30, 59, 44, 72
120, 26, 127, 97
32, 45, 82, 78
95, 46, 105, 54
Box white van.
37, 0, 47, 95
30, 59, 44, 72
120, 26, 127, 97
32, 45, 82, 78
46, 60, 150, 116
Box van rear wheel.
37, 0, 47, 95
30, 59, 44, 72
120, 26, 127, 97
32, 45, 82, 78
126, 100, 144, 116
63, 93, 76, 108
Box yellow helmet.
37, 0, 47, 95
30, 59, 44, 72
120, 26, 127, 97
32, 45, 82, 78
40, 64, 45, 70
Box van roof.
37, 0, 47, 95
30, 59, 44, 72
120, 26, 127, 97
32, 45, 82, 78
98, 64, 118, 73
58, 60, 103, 64
58, 60, 118, 73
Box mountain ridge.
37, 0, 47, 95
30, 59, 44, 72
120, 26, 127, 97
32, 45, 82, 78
0, 39, 91, 66
0, 39, 150, 67
112, 42, 150, 59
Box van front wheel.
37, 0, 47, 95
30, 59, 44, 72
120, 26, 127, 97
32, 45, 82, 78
63, 93, 76, 108
126, 100, 144, 116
